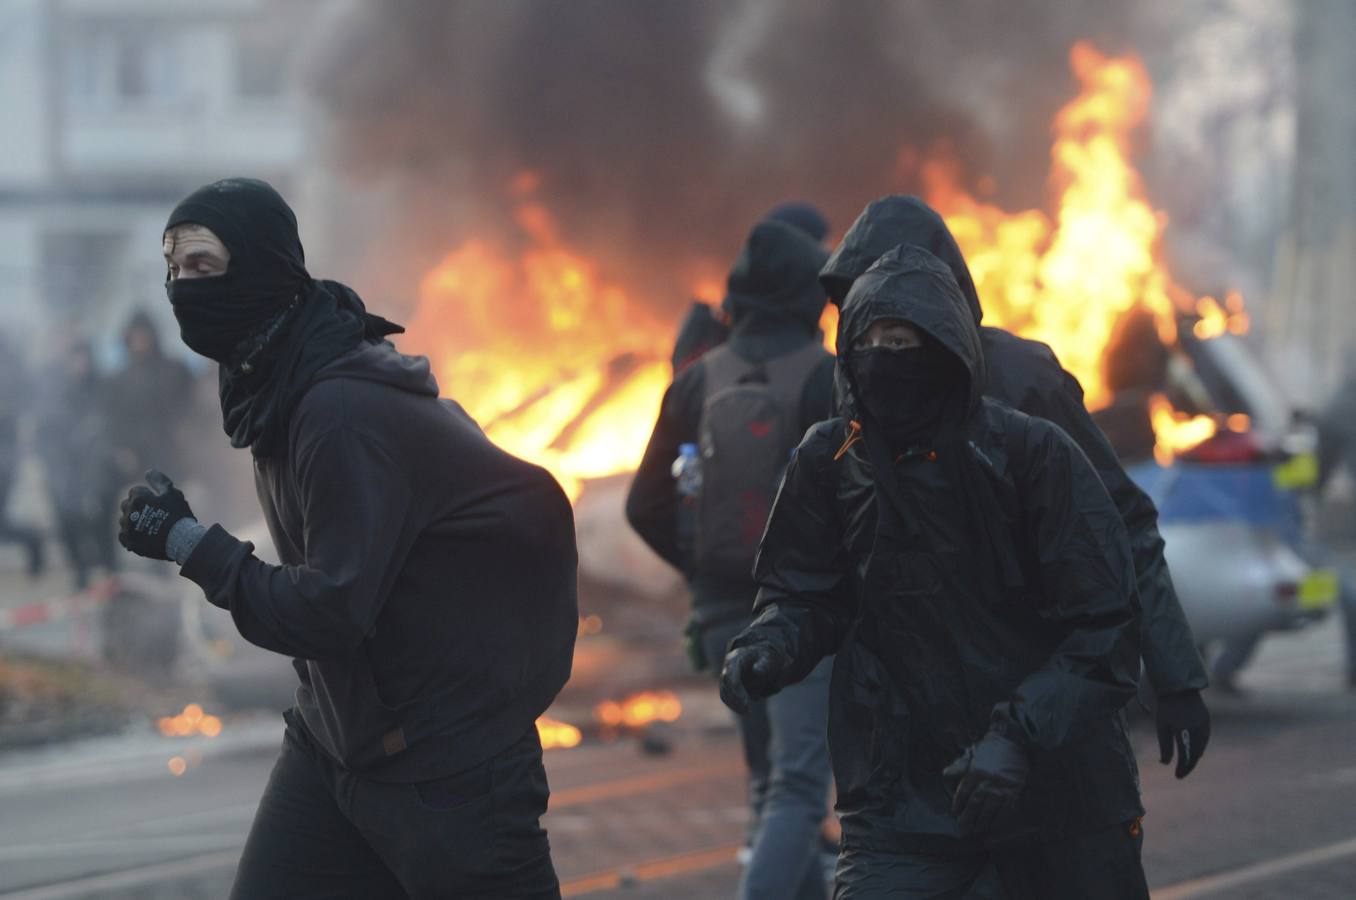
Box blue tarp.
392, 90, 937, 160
1128, 462, 1303, 539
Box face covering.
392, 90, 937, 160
167, 275, 296, 364
850, 344, 962, 444
162, 178, 404, 456
163, 178, 309, 365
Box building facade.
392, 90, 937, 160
0, 0, 312, 365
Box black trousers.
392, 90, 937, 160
834, 820, 1149, 900
230, 711, 560, 899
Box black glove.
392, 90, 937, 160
1156, 689, 1210, 778
943, 729, 1031, 835
118, 470, 194, 561
719, 642, 788, 715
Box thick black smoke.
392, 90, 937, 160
307, 1, 1137, 312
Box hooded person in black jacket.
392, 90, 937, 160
819, 196, 1210, 781
720, 245, 1149, 898
117, 178, 577, 900
627, 218, 836, 898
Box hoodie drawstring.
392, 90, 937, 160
834, 420, 863, 461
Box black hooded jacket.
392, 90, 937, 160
627, 220, 835, 620
734, 246, 1143, 847
172, 180, 578, 781
819, 195, 1207, 697
182, 344, 579, 781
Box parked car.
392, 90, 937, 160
1121, 329, 1337, 649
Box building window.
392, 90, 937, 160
66, 26, 182, 110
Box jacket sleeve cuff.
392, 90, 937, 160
179, 523, 253, 610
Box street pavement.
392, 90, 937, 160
0, 612, 1353, 898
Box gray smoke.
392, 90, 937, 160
302, 2, 1219, 315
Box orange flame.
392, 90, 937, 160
407, 192, 671, 500
536, 715, 583, 750
594, 690, 683, 730
411, 43, 1249, 483
922, 43, 1249, 461
157, 703, 223, 739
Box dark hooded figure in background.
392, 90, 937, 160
669, 200, 830, 376
37, 338, 120, 590
117, 178, 578, 899
628, 218, 836, 899
720, 245, 1149, 898
819, 196, 1211, 780
105, 308, 194, 484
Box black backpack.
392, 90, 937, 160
695, 341, 830, 580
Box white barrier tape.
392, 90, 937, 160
0, 577, 118, 632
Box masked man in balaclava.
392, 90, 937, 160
628, 218, 836, 900
118, 178, 577, 899
720, 245, 1149, 898
818, 196, 1211, 782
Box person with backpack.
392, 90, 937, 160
720, 245, 1148, 898
818, 196, 1211, 781
627, 217, 836, 899
117, 178, 577, 898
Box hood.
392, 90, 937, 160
837, 244, 986, 419
312, 339, 440, 399
165, 177, 309, 298
820, 195, 982, 324
722, 218, 830, 333
765, 201, 829, 242
671, 300, 730, 373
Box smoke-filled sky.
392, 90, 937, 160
300, 0, 1291, 319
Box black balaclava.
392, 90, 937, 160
164, 178, 309, 364
163, 177, 403, 456
851, 333, 966, 449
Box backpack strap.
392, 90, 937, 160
765, 340, 833, 430
701, 344, 760, 398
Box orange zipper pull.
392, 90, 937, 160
834, 420, 863, 461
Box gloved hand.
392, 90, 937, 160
118, 470, 195, 561
943, 729, 1031, 834
1156, 689, 1210, 778
719, 642, 789, 715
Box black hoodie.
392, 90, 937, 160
182, 341, 578, 781
627, 220, 834, 620
819, 195, 1207, 697
733, 245, 1143, 847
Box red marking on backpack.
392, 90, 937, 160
747, 420, 773, 438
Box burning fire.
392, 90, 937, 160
923, 42, 1250, 460
536, 715, 583, 750
410, 42, 1249, 489
594, 690, 683, 731
158, 703, 223, 738
407, 181, 671, 501
1148, 394, 1220, 466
